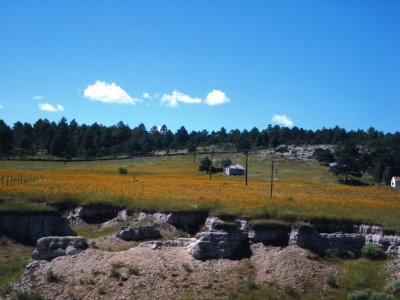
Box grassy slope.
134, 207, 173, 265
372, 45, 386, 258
1, 153, 400, 228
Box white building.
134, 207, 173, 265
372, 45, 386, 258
391, 176, 400, 189
225, 164, 245, 176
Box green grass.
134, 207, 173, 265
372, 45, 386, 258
1, 153, 400, 229
0, 235, 33, 298
322, 258, 393, 299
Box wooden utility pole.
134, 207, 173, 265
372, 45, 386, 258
209, 157, 213, 181
270, 161, 274, 197
193, 151, 196, 164
245, 152, 248, 186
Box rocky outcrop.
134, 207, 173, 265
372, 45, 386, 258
290, 226, 365, 255
139, 211, 208, 234
32, 236, 88, 261
0, 211, 75, 245
191, 222, 250, 260
140, 238, 195, 249
115, 225, 161, 241
101, 209, 133, 229
69, 205, 121, 223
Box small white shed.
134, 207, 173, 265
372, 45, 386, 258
225, 164, 245, 176
391, 176, 400, 189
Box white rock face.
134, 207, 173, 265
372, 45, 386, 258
32, 236, 88, 261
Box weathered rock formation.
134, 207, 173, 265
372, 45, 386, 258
140, 238, 195, 249
115, 225, 161, 241
101, 209, 133, 229
32, 236, 88, 261
0, 211, 75, 245
139, 211, 208, 234
191, 222, 250, 260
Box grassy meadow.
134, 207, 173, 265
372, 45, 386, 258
1, 152, 400, 229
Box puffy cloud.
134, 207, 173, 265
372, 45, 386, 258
84, 81, 137, 105
38, 103, 64, 112
271, 114, 294, 127
33, 95, 43, 100
204, 89, 230, 106
143, 92, 152, 100
161, 90, 202, 107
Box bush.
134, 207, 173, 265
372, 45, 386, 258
348, 289, 372, 300
388, 279, 400, 296
347, 289, 394, 300
361, 244, 384, 260
11, 289, 43, 300
46, 269, 59, 283
118, 167, 128, 174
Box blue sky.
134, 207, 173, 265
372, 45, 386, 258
0, 1, 399, 132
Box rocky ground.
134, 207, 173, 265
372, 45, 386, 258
11, 241, 342, 300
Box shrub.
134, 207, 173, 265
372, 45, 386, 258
181, 262, 192, 273
46, 269, 59, 283
327, 274, 339, 288
11, 289, 43, 300
348, 289, 372, 300
361, 244, 384, 260
118, 167, 128, 174
347, 289, 394, 300
97, 286, 107, 295
128, 266, 140, 276
388, 279, 400, 296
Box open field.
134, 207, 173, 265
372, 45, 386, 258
1, 152, 400, 229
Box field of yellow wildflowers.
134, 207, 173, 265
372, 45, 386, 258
1, 153, 400, 229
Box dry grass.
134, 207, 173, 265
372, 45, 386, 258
1, 153, 400, 228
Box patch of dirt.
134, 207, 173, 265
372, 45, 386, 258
11, 242, 343, 299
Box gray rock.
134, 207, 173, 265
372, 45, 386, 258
204, 216, 223, 230
101, 209, 133, 229
32, 236, 88, 261
191, 225, 249, 260
115, 225, 161, 241
139, 238, 195, 249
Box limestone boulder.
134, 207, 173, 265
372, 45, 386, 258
32, 236, 88, 261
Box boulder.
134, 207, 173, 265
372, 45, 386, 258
191, 223, 250, 260
115, 225, 161, 241
32, 236, 88, 261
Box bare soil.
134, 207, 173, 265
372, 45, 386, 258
11, 241, 342, 300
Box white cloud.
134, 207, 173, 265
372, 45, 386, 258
271, 114, 294, 127
161, 90, 202, 107
143, 92, 152, 100
84, 80, 137, 105
204, 89, 231, 106
38, 103, 64, 112
33, 95, 43, 100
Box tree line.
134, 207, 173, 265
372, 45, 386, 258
0, 118, 399, 184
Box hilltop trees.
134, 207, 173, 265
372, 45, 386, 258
0, 117, 399, 186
